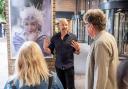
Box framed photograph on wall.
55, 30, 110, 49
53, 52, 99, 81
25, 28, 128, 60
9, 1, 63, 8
9, 0, 53, 59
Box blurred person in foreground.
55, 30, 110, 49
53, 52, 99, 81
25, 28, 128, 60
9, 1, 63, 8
44, 18, 80, 89
117, 60, 128, 89
4, 41, 63, 89
83, 9, 119, 89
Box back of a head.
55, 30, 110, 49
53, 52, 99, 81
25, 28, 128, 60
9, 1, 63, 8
16, 41, 49, 86
83, 9, 106, 31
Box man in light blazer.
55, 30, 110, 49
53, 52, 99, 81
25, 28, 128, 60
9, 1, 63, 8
83, 9, 119, 89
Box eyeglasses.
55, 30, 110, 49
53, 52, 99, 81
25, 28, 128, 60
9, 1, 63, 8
83, 22, 90, 27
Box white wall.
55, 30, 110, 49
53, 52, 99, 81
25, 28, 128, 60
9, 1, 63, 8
74, 43, 90, 74
74, 43, 90, 89
0, 38, 8, 89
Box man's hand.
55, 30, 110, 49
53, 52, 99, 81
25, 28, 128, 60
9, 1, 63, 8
44, 37, 50, 48
71, 40, 80, 55
43, 37, 51, 54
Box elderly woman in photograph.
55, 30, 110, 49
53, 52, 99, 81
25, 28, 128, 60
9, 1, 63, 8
4, 41, 63, 89
12, 6, 48, 57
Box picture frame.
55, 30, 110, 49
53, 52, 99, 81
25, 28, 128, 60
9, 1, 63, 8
8, 0, 54, 59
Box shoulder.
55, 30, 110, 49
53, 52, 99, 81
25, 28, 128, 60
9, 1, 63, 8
7, 75, 18, 83
4, 76, 19, 89
51, 33, 60, 41
13, 31, 25, 40
69, 33, 76, 37
94, 32, 117, 55
103, 31, 116, 42
36, 35, 47, 42
53, 33, 60, 38
96, 32, 116, 45
68, 33, 77, 41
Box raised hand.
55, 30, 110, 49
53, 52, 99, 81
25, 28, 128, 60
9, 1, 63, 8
44, 37, 50, 49
43, 37, 51, 54
71, 40, 80, 54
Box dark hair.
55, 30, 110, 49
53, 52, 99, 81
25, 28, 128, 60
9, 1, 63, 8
83, 9, 106, 31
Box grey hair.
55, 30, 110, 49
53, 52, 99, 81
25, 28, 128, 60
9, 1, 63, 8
83, 9, 106, 31
20, 6, 43, 26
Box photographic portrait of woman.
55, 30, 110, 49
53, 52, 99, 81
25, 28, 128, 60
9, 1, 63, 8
10, 0, 52, 58
4, 41, 63, 89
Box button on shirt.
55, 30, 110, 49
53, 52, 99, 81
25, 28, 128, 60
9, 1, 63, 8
49, 32, 77, 70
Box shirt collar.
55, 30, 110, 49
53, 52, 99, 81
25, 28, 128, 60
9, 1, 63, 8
58, 32, 70, 37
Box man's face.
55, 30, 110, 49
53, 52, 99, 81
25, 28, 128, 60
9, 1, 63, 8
59, 20, 69, 33
84, 22, 95, 38
24, 21, 38, 33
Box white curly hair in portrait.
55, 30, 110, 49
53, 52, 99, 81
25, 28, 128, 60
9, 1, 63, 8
20, 6, 43, 26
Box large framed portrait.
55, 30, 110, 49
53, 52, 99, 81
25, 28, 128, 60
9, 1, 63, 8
9, 0, 53, 58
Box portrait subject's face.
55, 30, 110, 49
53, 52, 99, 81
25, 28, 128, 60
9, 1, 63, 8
24, 21, 38, 33
23, 21, 39, 41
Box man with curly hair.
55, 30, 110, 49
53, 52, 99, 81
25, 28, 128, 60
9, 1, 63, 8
83, 9, 119, 89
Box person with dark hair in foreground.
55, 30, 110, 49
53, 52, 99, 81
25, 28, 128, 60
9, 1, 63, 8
117, 60, 128, 89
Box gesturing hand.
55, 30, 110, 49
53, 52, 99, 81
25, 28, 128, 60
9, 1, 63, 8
43, 37, 50, 49
71, 40, 80, 54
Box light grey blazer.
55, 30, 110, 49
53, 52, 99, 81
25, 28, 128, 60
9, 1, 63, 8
85, 30, 119, 89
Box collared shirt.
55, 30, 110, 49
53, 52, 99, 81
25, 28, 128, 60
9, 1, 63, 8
49, 32, 77, 70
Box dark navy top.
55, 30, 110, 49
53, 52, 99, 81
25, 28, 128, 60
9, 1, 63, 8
49, 32, 77, 70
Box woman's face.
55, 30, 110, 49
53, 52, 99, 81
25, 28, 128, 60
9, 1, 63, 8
24, 21, 38, 33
